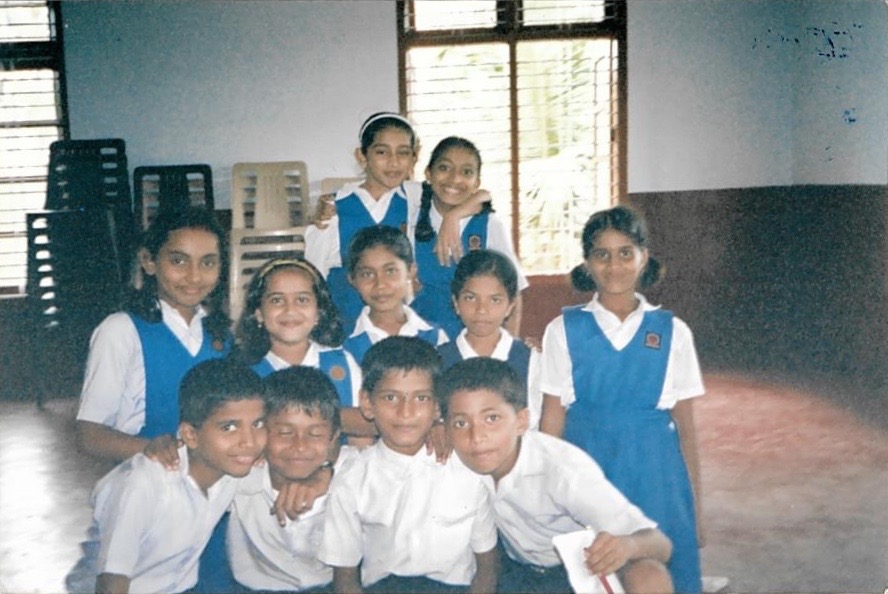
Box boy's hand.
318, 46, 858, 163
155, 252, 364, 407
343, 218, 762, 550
425, 421, 452, 463
143, 434, 180, 470
271, 465, 334, 526
584, 532, 635, 576
311, 194, 336, 229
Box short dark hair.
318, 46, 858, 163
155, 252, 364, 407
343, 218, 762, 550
451, 249, 518, 300
263, 366, 341, 434
179, 358, 263, 427
436, 357, 526, 418
361, 336, 442, 393
346, 225, 414, 276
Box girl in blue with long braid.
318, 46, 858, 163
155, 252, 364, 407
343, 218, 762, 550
411, 136, 527, 338
539, 205, 705, 593
237, 257, 375, 443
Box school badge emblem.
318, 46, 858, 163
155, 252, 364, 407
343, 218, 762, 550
212, 339, 225, 352
644, 331, 661, 350
468, 235, 482, 250
329, 365, 347, 381
400, 222, 408, 235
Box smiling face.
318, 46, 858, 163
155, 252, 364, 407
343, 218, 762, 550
349, 246, 415, 316
181, 397, 267, 492
447, 388, 528, 484
265, 405, 337, 490
140, 228, 221, 322
360, 368, 437, 456
256, 267, 320, 350
357, 126, 416, 199
453, 274, 515, 342
584, 228, 649, 301
425, 146, 481, 214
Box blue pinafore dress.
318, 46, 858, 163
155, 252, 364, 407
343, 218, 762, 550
437, 336, 530, 381
326, 189, 408, 335
412, 212, 488, 339
343, 325, 442, 365
562, 306, 701, 593
130, 314, 237, 593
251, 348, 355, 408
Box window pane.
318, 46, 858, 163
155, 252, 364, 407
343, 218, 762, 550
516, 39, 617, 274
520, 0, 608, 26
405, 44, 514, 230
0, 1, 51, 42
410, 0, 497, 32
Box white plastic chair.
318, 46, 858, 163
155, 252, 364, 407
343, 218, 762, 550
231, 162, 308, 229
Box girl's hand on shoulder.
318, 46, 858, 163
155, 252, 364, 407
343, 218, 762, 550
143, 434, 181, 470
584, 532, 634, 576
522, 336, 542, 352
311, 194, 337, 229
435, 212, 463, 266
425, 420, 452, 463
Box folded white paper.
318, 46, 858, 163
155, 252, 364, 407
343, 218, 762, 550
552, 529, 625, 594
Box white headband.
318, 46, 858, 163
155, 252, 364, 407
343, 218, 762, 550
359, 113, 414, 141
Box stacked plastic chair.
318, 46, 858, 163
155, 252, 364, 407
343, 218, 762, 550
228, 161, 309, 323
26, 138, 136, 402
133, 164, 214, 229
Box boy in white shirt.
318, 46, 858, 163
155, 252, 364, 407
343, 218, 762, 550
438, 357, 675, 594
319, 336, 498, 593
70, 359, 266, 594
228, 366, 358, 592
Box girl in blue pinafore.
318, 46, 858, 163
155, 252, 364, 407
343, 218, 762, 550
410, 136, 527, 339
539, 206, 706, 593
304, 112, 419, 335
236, 256, 375, 446
74, 207, 236, 592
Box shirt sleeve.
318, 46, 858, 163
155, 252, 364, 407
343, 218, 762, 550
538, 315, 576, 406
76, 313, 143, 431
526, 348, 543, 431
485, 214, 529, 291
557, 446, 657, 536
469, 489, 499, 554
304, 219, 341, 278
95, 467, 159, 577
317, 466, 364, 568
660, 317, 706, 407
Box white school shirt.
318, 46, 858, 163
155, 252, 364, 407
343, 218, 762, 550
304, 181, 423, 277
261, 342, 363, 406
408, 205, 530, 292
77, 301, 208, 435
89, 445, 237, 594
452, 329, 543, 430
540, 293, 705, 410
318, 441, 498, 587
348, 304, 449, 346
485, 431, 656, 568
227, 446, 359, 592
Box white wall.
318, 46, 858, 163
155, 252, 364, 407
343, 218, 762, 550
627, 0, 888, 192
62, 0, 399, 207
63, 0, 887, 201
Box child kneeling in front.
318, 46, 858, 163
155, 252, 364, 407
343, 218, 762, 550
227, 366, 358, 592
318, 336, 498, 593
78, 359, 266, 594
438, 357, 675, 594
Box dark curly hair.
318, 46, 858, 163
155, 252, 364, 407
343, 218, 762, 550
236, 257, 344, 363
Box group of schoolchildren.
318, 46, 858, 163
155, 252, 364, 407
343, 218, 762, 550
66, 112, 707, 594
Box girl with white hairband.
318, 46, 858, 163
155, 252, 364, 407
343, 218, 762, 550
305, 112, 489, 335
